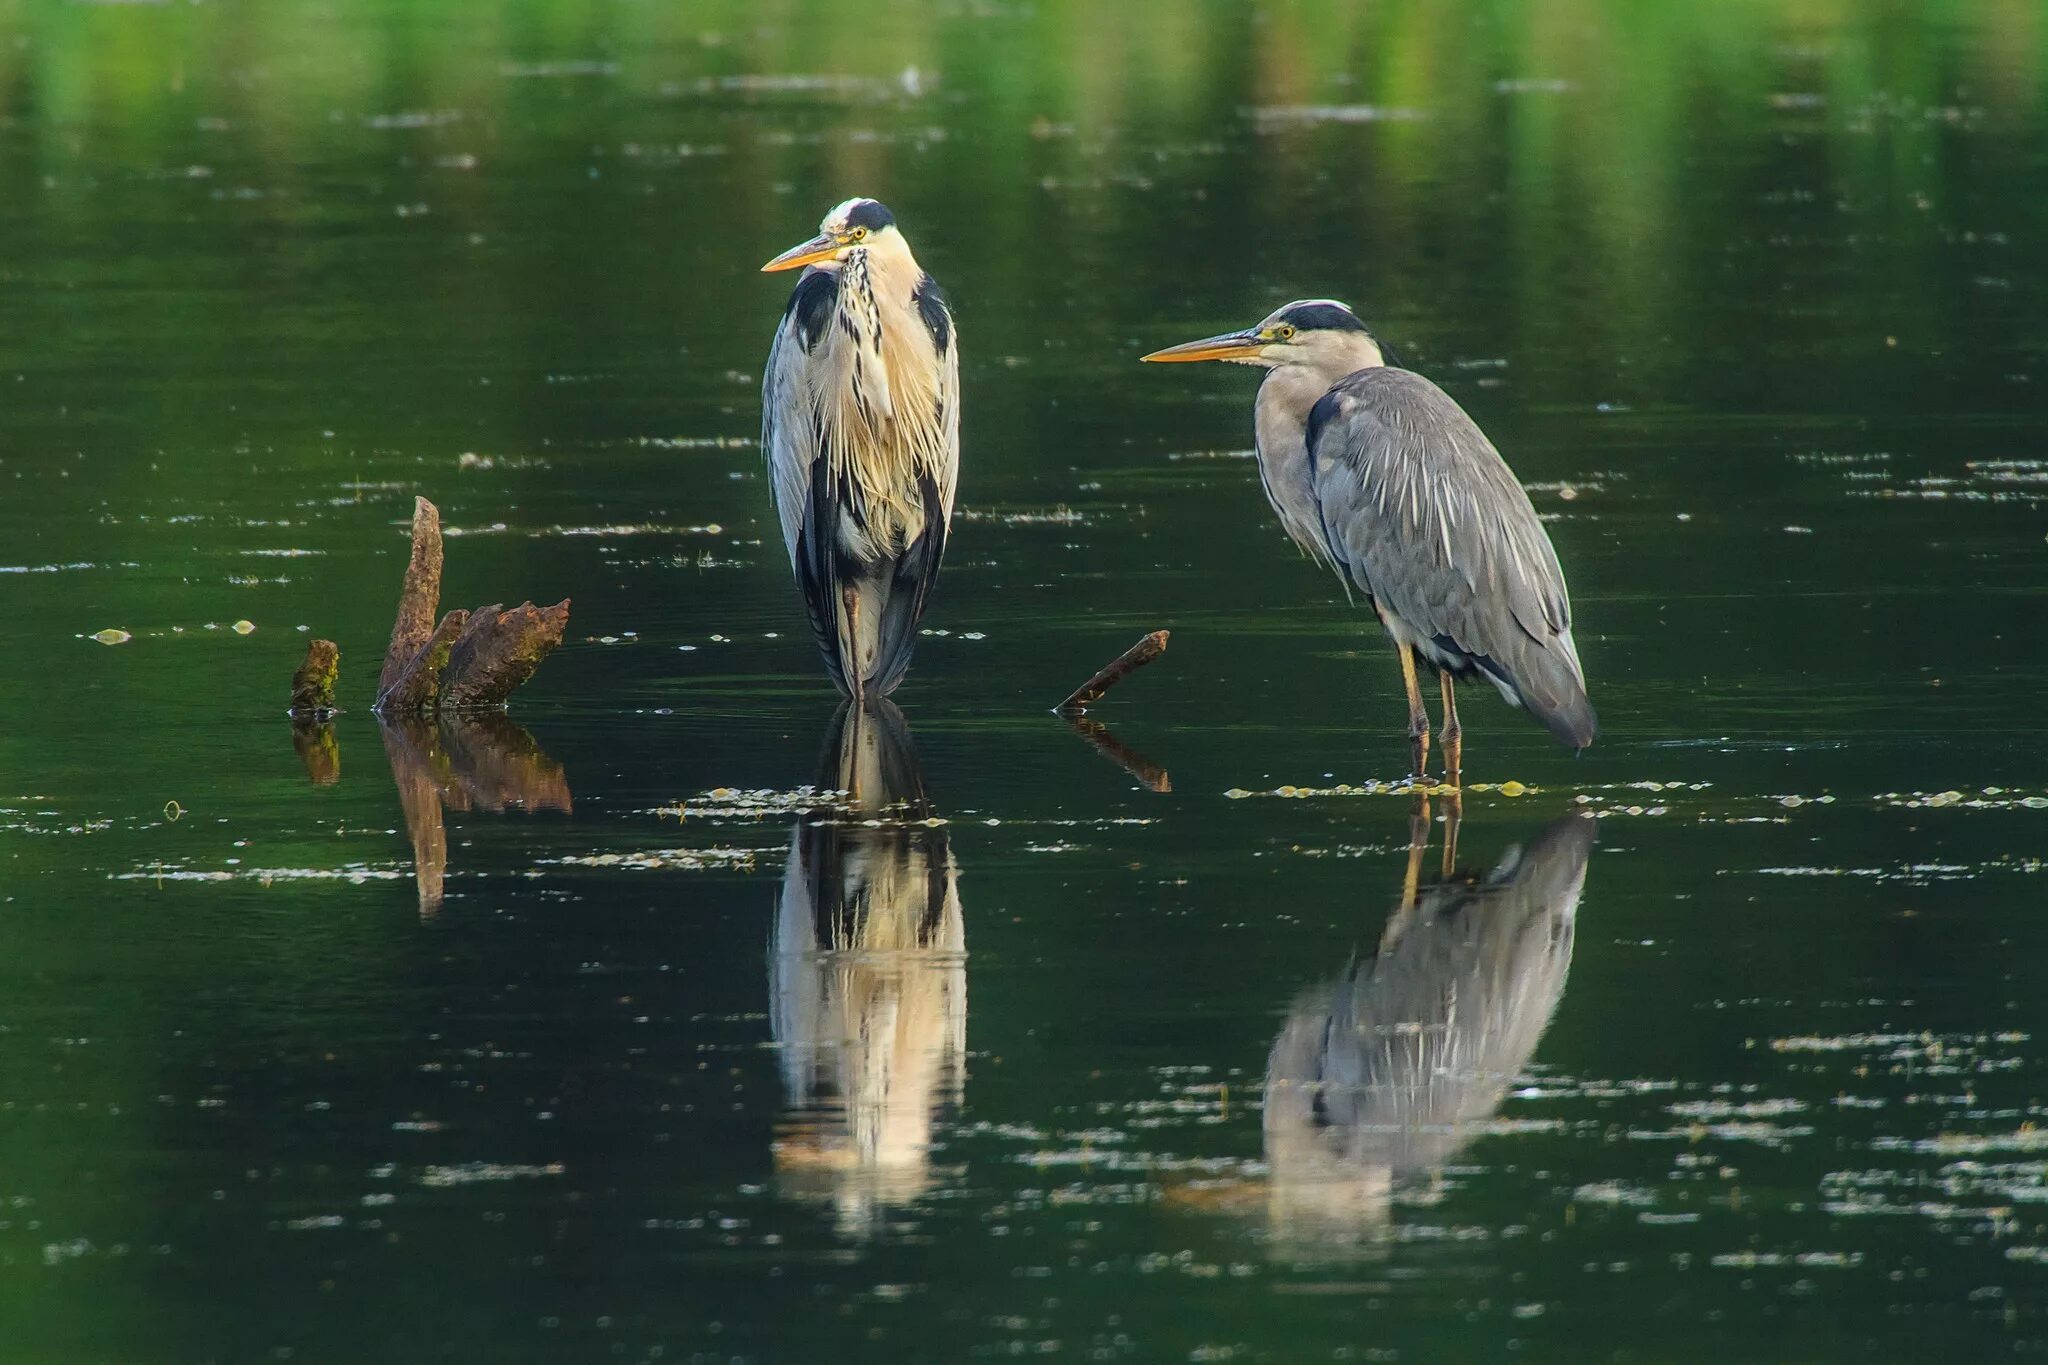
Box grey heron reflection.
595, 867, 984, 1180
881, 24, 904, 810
1262, 812, 1593, 1255
769, 700, 965, 1234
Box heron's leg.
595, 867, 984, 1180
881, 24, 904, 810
1438, 670, 1463, 790
1397, 645, 1430, 781
841, 584, 864, 702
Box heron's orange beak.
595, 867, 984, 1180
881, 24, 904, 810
1140, 329, 1266, 363
760, 233, 841, 273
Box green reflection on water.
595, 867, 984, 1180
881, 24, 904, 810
2, 0, 2047, 1360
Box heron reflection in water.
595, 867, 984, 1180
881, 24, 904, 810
1260, 811, 1593, 1255
769, 699, 965, 1234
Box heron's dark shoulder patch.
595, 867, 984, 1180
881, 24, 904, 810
784, 267, 838, 349
913, 274, 952, 354
1304, 388, 1350, 461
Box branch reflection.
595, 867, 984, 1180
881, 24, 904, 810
379, 713, 573, 916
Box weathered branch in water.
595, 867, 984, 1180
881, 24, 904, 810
289, 639, 341, 717
1055, 630, 1170, 714
378, 496, 445, 699
441, 600, 571, 710
1064, 715, 1172, 793
374, 608, 470, 715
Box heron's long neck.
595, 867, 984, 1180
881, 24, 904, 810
832, 239, 925, 423
1253, 365, 1344, 566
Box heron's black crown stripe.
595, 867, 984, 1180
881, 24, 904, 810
845, 199, 896, 231
786, 268, 837, 349
1279, 302, 1369, 334
914, 274, 951, 353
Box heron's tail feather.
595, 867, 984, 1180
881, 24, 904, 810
863, 499, 947, 697
1505, 637, 1597, 751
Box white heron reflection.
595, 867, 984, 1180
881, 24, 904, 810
769, 699, 965, 1234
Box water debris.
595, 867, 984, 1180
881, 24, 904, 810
1226, 780, 1473, 800
651, 787, 850, 821
954, 505, 1088, 526
231, 619, 256, 635
114, 863, 409, 884
89, 628, 132, 646
415, 1162, 565, 1185
1057, 630, 1170, 714
541, 847, 762, 872
1247, 104, 1428, 127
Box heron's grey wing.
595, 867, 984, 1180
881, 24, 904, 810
1306, 369, 1596, 746
762, 268, 838, 571
914, 275, 961, 526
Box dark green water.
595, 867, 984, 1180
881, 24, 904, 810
3, 1, 2048, 1360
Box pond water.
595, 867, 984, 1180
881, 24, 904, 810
3, 1, 2047, 1360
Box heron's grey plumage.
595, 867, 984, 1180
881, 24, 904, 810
1147, 297, 1596, 760
762, 199, 959, 697
1301, 369, 1595, 747
769, 699, 965, 1234
1262, 815, 1593, 1244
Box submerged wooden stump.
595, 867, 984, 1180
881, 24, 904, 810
288, 638, 342, 717
375, 608, 470, 714
377, 497, 444, 701
362, 495, 568, 717
441, 600, 572, 710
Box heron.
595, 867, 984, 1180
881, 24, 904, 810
1143, 300, 1595, 784
761, 198, 959, 699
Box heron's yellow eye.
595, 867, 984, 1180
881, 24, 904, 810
850, 227, 868, 242
1275, 324, 1298, 341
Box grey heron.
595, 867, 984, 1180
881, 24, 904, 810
769, 699, 965, 1234
1143, 300, 1596, 784
761, 198, 959, 699
1263, 813, 1592, 1251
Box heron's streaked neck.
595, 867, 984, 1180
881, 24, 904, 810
835, 235, 925, 311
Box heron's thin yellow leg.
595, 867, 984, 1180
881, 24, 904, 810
1438, 670, 1463, 791
1397, 646, 1430, 782
841, 584, 864, 702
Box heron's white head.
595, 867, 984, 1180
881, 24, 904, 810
1141, 299, 1388, 382
761, 197, 913, 274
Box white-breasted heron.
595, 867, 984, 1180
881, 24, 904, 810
1144, 300, 1596, 783
761, 198, 959, 699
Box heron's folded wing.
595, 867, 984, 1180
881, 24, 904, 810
1305, 369, 1583, 684
762, 268, 839, 571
